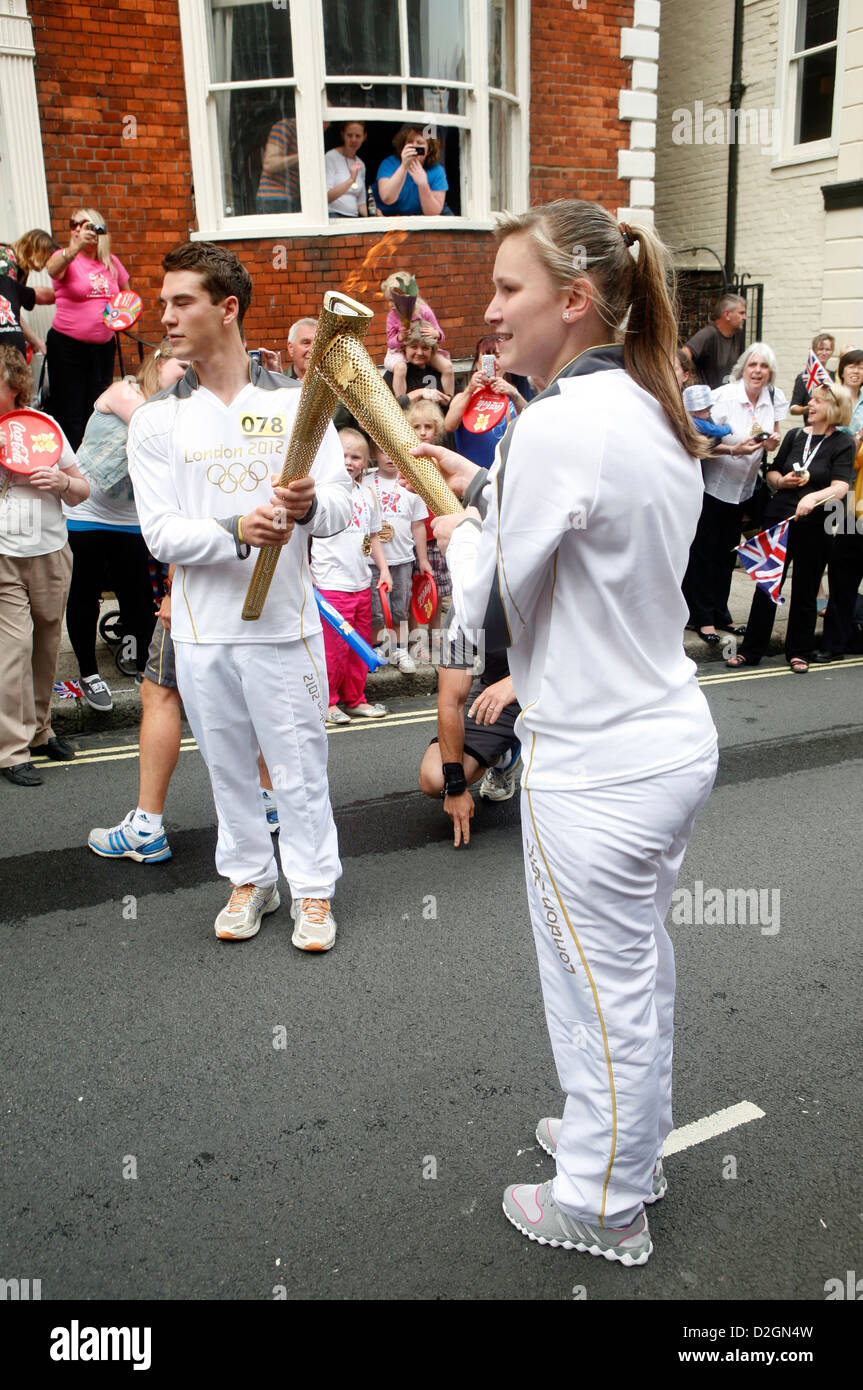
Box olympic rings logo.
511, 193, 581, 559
206, 459, 268, 493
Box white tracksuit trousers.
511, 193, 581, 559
175, 635, 341, 898
521, 748, 717, 1228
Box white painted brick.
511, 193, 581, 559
822, 206, 863, 239
629, 179, 656, 206
650, 0, 863, 389
819, 300, 863, 330
822, 268, 863, 299
621, 27, 660, 61
823, 235, 863, 270
630, 120, 657, 149
634, 0, 662, 28
619, 148, 656, 179
631, 59, 659, 91
837, 104, 863, 144
617, 206, 656, 229
619, 89, 658, 121
835, 138, 863, 181
847, 26, 863, 68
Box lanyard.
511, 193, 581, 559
800, 432, 827, 472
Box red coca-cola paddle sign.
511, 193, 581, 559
462, 388, 508, 434
410, 572, 438, 625
377, 577, 393, 629
0, 409, 64, 474
103, 290, 143, 332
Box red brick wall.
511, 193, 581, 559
530, 0, 633, 208
30, 0, 193, 350
30, 0, 633, 364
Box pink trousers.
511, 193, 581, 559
318, 586, 372, 708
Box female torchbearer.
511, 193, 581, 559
427, 200, 719, 1265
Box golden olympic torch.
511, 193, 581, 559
242, 291, 462, 622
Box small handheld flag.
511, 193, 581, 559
804, 350, 830, 394
53, 680, 83, 699
735, 520, 789, 605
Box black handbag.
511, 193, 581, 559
742, 470, 770, 528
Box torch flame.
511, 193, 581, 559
342, 230, 409, 300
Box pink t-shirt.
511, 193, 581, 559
51, 252, 130, 343
385, 299, 444, 353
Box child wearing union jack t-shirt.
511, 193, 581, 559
368, 440, 431, 672
310, 429, 391, 722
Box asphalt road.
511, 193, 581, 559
2, 655, 862, 1306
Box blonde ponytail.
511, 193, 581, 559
495, 200, 704, 457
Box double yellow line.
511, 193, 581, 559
38, 655, 863, 772
699, 654, 863, 685
34, 706, 440, 771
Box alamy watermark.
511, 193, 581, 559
672, 101, 779, 156
670, 880, 780, 936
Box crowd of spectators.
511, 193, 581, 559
2, 209, 862, 796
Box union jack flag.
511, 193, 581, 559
735, 520, 789, 605
53, 679, 82, 699
804, 349, 830, 393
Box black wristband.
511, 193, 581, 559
441, 762, 467, 798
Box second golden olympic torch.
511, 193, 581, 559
242, 291, 462, 622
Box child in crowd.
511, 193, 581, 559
683, 383, 733, 452
368, 439, 432, 673
381, 270, 454, 400
310, 429, 390, 723
404, 399, 453, 635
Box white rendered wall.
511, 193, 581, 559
655, 0, 863, 396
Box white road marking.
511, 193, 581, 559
663, 1101, 765, 1156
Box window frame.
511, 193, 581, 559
178, 0, 530, 238
772, 0, 846, 169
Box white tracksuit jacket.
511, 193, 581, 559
446, 349, 718, 788
128, 362, 352, 645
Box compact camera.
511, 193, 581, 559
88, 222, 107, 236
481, 353, 496, 379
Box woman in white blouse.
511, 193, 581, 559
325, 122, 368, 220
682, 343, 788, 645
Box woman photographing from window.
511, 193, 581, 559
374, 126, 447, 217
417, 200, 718, 1265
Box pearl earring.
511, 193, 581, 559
563, 312, 570, 321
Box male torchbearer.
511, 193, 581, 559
128, 243, 351, 951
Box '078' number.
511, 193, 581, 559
241, 414, 285, 436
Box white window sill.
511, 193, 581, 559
192, 215, 499, 241
770, 142, 838, 172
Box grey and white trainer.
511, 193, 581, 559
478, 752, 522, 802
290, 897, 337, 952
79, 673, 114, 712
503, 1180, 653, 1265
214, 883, 280, 941
536, 1117, 667, 1202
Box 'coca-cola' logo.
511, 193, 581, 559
7, 420, 29, 467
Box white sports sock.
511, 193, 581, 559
132, 808, 163, 835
